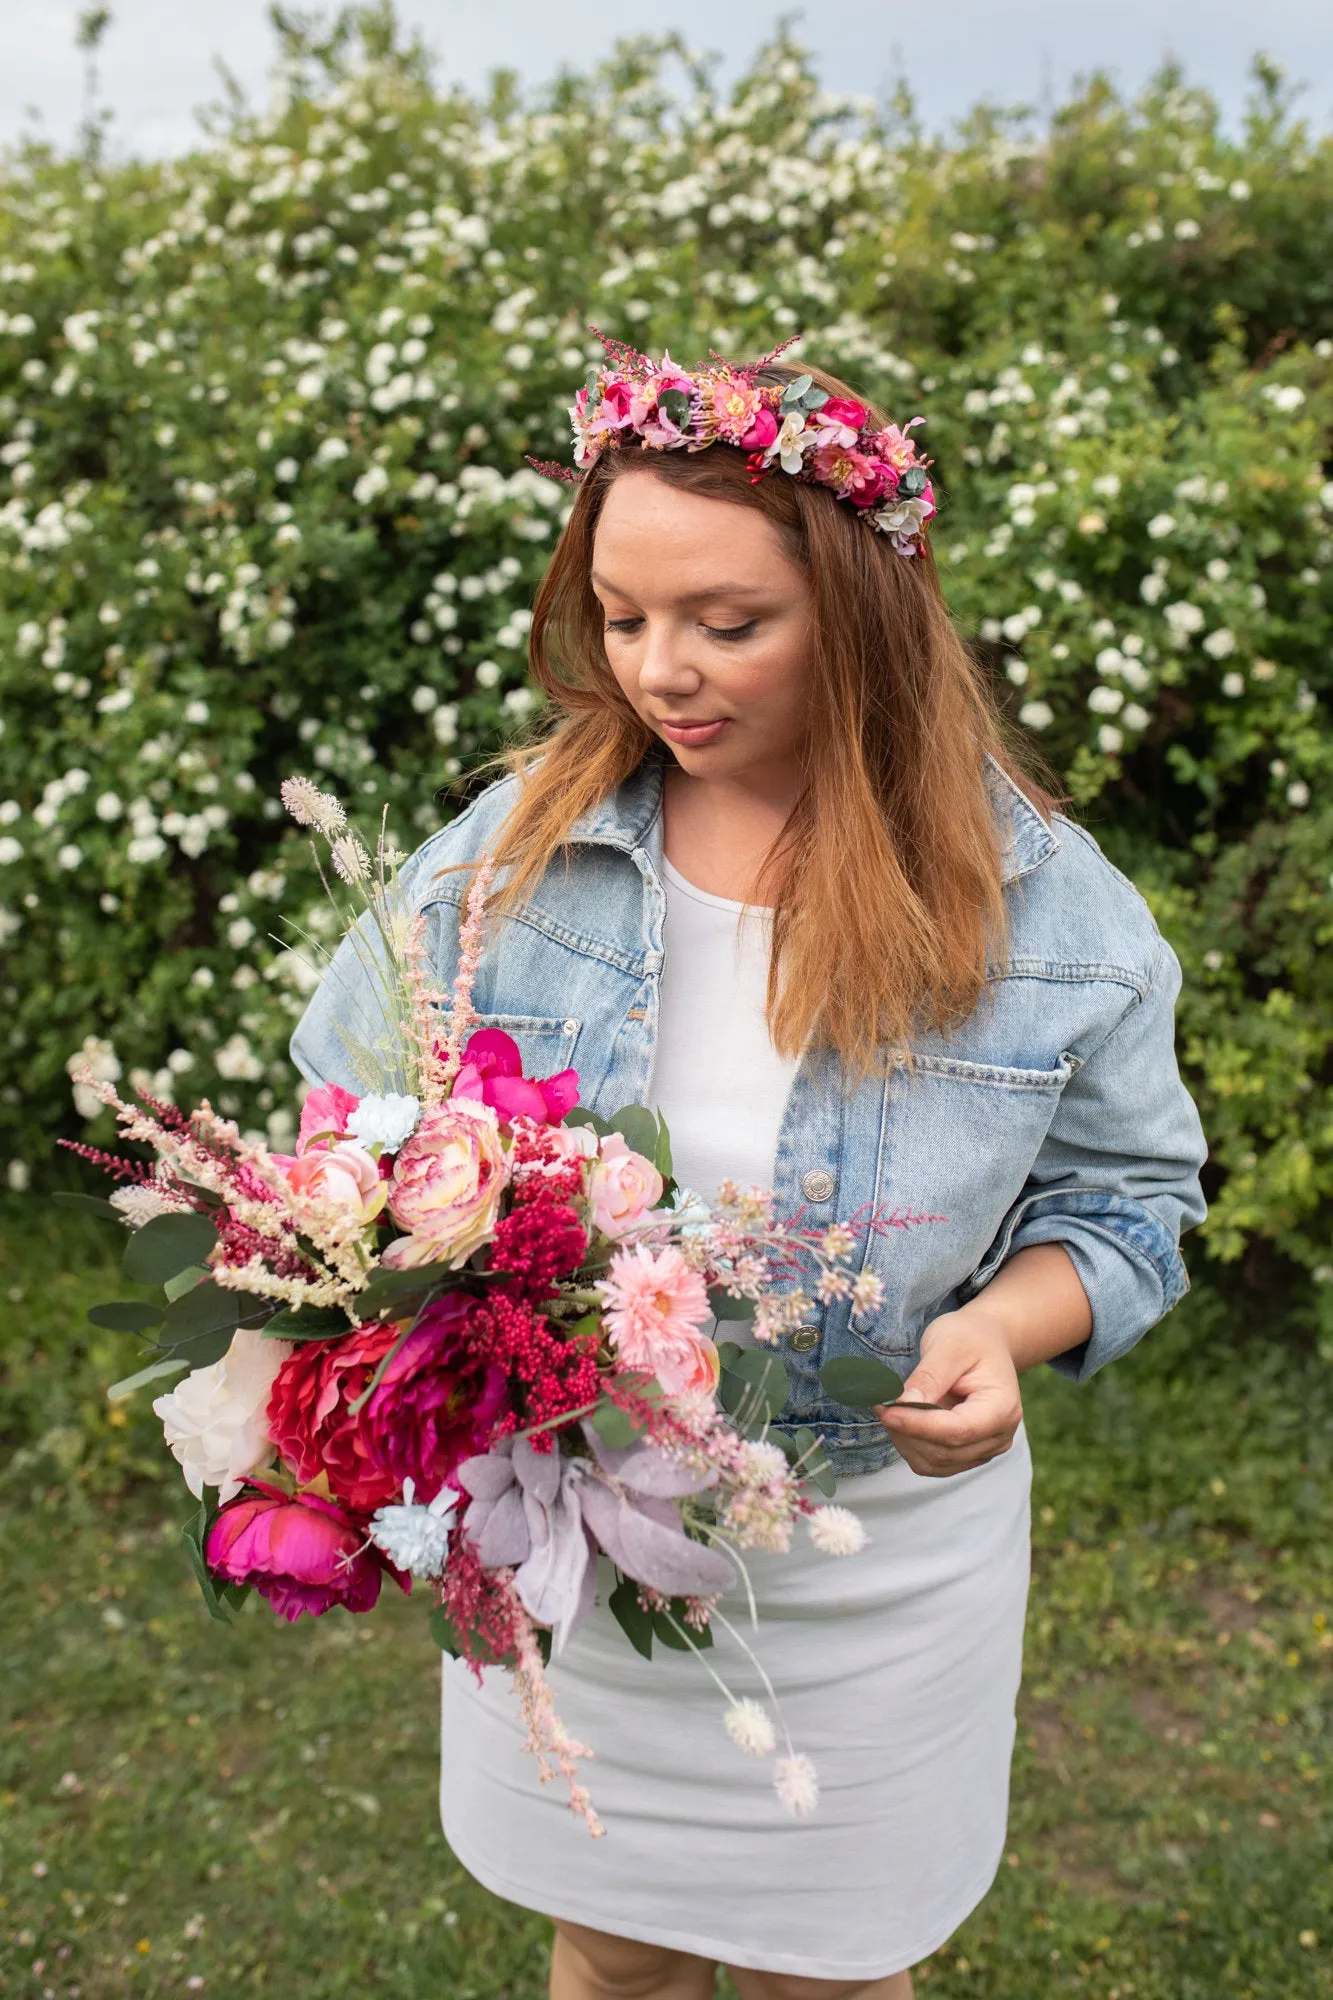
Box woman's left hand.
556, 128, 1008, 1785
875, 1305, 1024, 1478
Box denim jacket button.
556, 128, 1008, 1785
800, 1168, 835, 1203
789, 1325, 821, 1353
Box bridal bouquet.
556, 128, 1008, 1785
64, 778, 929, 1833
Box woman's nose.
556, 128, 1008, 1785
636, 624, 701, 696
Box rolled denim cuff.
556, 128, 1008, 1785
959, 1186, 1189, 1382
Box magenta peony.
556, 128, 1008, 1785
361, 1291, 507, 1496
739, 405, 779, 451
816, 395, 867, 431
205, 1484, 404, 1621
383, 1097, 508, 1268
452, 1027, 579, 1127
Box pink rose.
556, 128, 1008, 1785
297, 1082, 359, 1153
846, 457, 898, 509
205, 1483, 407, 1622
739, 405, 779, 451
452, 1027, 579, 1127
818, 395, 867, 431
273, 1141, 384, 1221
384, 1097, 508, 1269
588, 1132, 665, 1241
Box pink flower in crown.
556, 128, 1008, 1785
383, 1097, 509, 1269
871, 421, 925, 473
596, 1243, 720, 1400
709, 379, 766, 445
818, 395, 868, 432
812, 441, 897, 508
297, 1082, 359, 1154
572, 377, 635, 465
739, 403, 779, 451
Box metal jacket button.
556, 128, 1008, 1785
800, 1168, 835, 1203
789, 1325, 820, 1353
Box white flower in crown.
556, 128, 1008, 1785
766, 410, 810, 476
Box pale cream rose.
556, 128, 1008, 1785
588, 1132, 664, 1239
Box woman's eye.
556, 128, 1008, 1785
703, 620, 757, 643
605, 617, 643, 635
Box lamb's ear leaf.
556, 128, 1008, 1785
608, 1574, 654, 1660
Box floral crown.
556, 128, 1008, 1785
529, 330, 936, 558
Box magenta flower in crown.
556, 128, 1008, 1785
543, 328, 935, 558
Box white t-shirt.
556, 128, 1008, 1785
649, 856, 801, 1203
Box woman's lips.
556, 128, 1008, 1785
657, 718, 730, 747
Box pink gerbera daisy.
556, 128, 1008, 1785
596, 1244, 718, 1398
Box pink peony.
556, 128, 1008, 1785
383, 1097, 508, 1268
361, 1292, 507, 1495
272, 1141, 384, 1222
596, 1244, 720, 1399
812, 441, 891, 504
739, 405, 779, 451
297, 1082, 359, 1153
587, 1132, 664, 1240
452, 1027, 579, 1127
205, 1483, 406, 1622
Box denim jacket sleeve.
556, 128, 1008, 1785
958, 933, 1208, 1381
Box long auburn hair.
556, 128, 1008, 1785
484, 358, 1060, 1076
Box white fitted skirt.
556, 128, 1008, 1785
439, 1427, 1031, 1982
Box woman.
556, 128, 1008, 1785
292, 344, 1208, 1999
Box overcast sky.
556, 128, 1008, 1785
4, 0, 1332, 160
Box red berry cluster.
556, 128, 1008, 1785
489, 1196, 588, 1300
467, 1289, 600, 1445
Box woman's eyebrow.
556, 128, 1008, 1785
590, 573, 770, 601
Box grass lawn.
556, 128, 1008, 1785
2, 1206, 1330, 1999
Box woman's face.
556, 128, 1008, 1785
591, 471, 813, 788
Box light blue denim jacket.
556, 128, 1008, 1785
292, 755, 1208, 1477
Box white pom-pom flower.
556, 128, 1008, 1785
369, 1479, 458, 1578
152, 1326, 293, 1504
774, 1753, 820, 1816
724, 1699, 777, 1757
807, 1505, 869, 1557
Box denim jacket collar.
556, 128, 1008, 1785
566, 752, 1060, 888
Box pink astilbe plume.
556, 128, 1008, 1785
432, 858, 495, 1100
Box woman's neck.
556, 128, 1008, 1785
660, 760, 801, 905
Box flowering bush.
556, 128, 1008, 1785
1, 15, 1330, 1337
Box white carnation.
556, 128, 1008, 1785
152, 1326, 293, 1504
347, 1092, 421, 1152
369, 1479, 458, 1577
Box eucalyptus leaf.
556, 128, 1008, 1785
160, 1281, 269, 1354
652, 1106, 673, 1179
609, 1104, 659, 1159
819, 1354, 905, 1408
563, 1107, 611, 1137
899, 465, 928, 498
715, 1340, 746, 1370
164, 1263, 209, 1303
592, 1399, 647, 1449
429, 1604, 463, 1658
354, 1260, 458, 1323
793, 1426, 837, 1498
720, 1347, 789, 1427
122, 1210, 218, 1287
781, 373, 813, 406
52, 1192, 121, 1220
263, 1303, 350, 1340
798, 383, 829, 410
181, 1496, 235, 1626
708, 1286, 756, 1321
657, 386, 692, 428
106, 1356, 190, 1402
87, 1300, 164, 1334
607, 1575, 654, 1660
